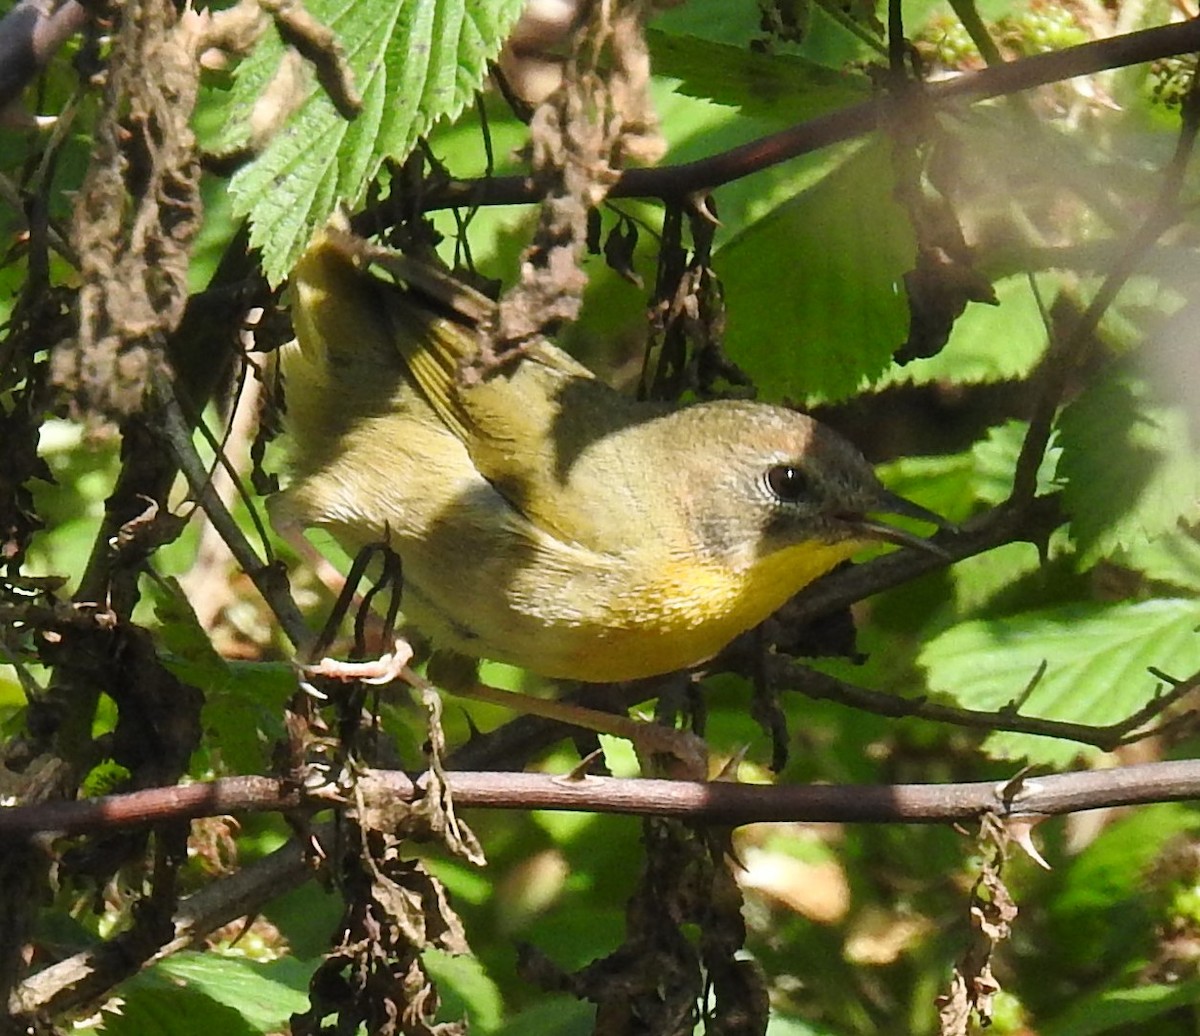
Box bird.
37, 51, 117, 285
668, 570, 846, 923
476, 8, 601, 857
271, 224, 949, 686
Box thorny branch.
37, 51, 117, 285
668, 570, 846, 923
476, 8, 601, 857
5, 758, 1200, 838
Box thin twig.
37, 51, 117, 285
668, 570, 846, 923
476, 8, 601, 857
155, 374, 311, 650
775, 659, 1200, 751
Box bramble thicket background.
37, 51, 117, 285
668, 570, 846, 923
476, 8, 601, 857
4, 0, 1200, 1033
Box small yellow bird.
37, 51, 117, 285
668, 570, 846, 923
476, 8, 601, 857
273, 226, 948, 684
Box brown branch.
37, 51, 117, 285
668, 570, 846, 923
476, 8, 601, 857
392, 18, 1200, 215
13, 757, 1200, 1017
6, 759, 1200, 838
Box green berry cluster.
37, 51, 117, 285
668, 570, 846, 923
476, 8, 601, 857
1002, 2, 1089, 56
915, 2, 1089, 71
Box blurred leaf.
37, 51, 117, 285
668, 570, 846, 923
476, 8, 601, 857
715, 141, 915, 402
226, 0, 525, 282
946, 540, 1048, 616
492, 996, 596, 1036
100, 989, 255, 1036
147, 578, 293, 772
766, 1015, 843, 1035
1114, 525, 1200, 593
876, 451, 978, 527
970, 419, 1061, 505
1044, 980, 1200, 1036
146, 577, 230, 685
919, 598, 1200, 765
1058, 367, 1200, 566
650, 0, 881, 67
1046, 804, 1199, 975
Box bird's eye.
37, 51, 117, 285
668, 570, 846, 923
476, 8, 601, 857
764, 464, 811, 504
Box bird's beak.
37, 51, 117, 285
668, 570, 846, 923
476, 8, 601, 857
844, 491, 956, 559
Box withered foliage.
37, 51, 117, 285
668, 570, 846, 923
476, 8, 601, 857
292, 805, 474, 1036
936, 814, 1018, 1036
494, 0, 667, 353
57, 0, 206, 421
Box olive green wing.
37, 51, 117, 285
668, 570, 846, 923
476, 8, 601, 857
371, 257, 643, 553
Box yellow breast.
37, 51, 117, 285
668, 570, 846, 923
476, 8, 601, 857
546, 538, 864, 682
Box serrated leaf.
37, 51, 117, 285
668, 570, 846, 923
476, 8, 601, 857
1114, 524, 1200, 592
228, 0, 525, 283
919, 598, 1200, 766
1058, 367, 1200, 566
714, 140, 915, 402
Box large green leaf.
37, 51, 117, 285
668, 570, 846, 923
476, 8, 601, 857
1058, 366, 1200, 566
425, 948, 504, 1031
226, 0, 525, 282
919, 598, 1200, 765
714, 140, 915, 402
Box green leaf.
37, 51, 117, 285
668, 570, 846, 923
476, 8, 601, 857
646, 29, 869, 121
876, 451, 978, 527
1114, 525, 1200, 593
919, 598, 1200, 765
492, 997, 596, 1036
1057, 366, 1200, 566
714, 141, 915, 402
101, 953, 310, 1035
157, 954, 311, 1029
1044, 979, 1200, 1036
144, 577, 293, 773
227, 0, 525, 283
766, 1015, 843, 1036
